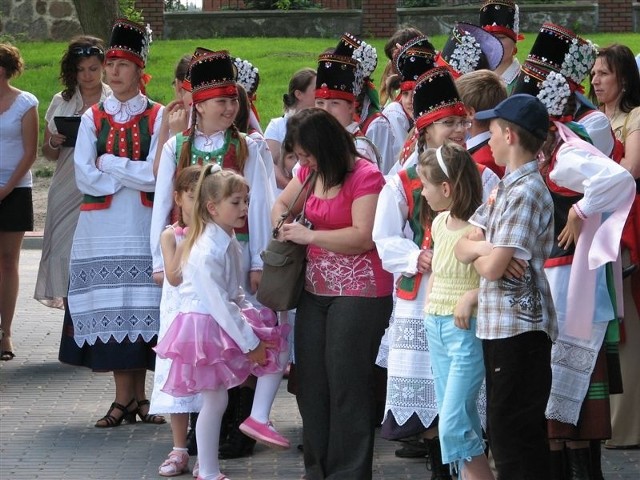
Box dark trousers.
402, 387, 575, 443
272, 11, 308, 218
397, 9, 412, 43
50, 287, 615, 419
295, 291, 392, 480
483, 331, 552, 480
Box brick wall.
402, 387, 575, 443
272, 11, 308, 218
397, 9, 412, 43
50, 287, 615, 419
135, 0, 164, 37
598, 0, 633, 32
202, 0, 356, 10
361, 0, 397, 37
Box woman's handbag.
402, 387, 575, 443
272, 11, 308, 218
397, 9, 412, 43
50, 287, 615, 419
256, 172, 316, 311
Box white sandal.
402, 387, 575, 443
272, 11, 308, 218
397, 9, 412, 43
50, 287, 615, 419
159, 449, 190, 477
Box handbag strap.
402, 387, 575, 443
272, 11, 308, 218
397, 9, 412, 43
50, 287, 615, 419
272, 171, 316, 238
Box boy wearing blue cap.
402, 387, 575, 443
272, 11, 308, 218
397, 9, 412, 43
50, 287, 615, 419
455, 94, 557, 479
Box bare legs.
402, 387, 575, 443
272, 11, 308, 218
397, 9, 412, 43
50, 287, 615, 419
0, 231, 25, 359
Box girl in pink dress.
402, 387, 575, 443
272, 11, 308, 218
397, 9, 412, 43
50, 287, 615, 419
155, 164, 290, 480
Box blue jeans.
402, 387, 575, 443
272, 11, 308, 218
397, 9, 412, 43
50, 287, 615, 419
424, 313, 485, 465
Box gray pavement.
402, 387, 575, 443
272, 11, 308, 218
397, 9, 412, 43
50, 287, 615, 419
1, 247, 638, 479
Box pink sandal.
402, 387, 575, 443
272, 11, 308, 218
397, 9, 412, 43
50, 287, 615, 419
158, 449, 190, 477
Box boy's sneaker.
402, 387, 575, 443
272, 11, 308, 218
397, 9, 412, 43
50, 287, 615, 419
239, 416, 290, 450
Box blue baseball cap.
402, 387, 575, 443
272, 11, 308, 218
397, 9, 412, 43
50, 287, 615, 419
475, 94, 549, 140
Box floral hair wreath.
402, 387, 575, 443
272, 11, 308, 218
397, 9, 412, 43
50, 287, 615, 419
351, 41, 377, 98
449, 30, 482, 75
560, 38, 598, 86
536, 71, 571, 117
234, 57, 259, 95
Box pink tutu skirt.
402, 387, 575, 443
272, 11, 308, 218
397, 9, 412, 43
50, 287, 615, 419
154, 307, 290, 397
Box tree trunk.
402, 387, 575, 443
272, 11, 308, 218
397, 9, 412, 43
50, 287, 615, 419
72, 0, 119, 42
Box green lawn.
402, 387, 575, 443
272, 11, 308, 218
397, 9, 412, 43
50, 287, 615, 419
11, 33, 640, 141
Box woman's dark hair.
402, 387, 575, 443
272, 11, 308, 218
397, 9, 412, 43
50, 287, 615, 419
174, 54, 191, 82
383, 26, 424, 60
234, 83, 250, 133
60, 36, 105, 101
282, 67, 316, 110
589, 44, 640, 113
284, 108, 358, 191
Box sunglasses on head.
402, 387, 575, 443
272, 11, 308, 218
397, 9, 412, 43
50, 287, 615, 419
71, 46, 104, 57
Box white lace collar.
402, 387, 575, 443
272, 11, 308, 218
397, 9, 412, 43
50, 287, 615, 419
103, 92, 148, 121
501, 58, 521, 85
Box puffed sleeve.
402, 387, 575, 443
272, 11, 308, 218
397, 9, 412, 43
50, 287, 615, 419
98, 106, 164, 192
243, 138, 275, 271
150, 136, 178, 272
372, 174, 421, 276
74, 108, 123, 196
550, 141, 635, 218
45, 93, 64, 130
365, 116, 398, 175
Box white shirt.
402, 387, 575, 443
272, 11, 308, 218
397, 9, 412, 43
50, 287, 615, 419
0, 91, 38, 188
382, 101, 411, 162
179, 222, 260, 353
363, 115, 399, 175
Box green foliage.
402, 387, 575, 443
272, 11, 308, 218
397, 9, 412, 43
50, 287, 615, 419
10, 34, 640, 144
244, 0, 319, 10
34, 165, 54, 178
165, 0, 188, 11
119, 0, 144, 23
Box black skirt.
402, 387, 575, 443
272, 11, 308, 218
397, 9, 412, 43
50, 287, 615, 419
0, 187, 34, 231
58, 306, 157, 372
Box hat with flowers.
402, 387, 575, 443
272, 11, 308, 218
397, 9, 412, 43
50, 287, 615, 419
106, 18, 152, 68
393, 36, 437, 92
479, 0, 523, 43
189, 50, 238, 104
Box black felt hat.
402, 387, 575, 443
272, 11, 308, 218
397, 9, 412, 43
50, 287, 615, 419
479, 0, 522, 43
413, 66, 466, 132
106, 18, 151, 68
393, 36, 437, 92
189, 50, 238, 104
315, 53, 359, 102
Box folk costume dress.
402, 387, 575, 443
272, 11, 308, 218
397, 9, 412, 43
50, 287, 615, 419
60, 92, 163, 370
155, 222, 289, 397
149, 226, 203, 414
541, 121, 634, 438
150, 130, 274, 307
35, 84, 111, 309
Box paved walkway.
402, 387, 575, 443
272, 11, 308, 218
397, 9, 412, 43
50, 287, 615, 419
1, 247, 638, 479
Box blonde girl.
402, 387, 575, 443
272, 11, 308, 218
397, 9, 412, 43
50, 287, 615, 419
419, 143, 492, 480
155, 164, 290, 480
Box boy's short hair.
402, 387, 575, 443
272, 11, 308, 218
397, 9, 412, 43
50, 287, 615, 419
456, 70, 507, 128
497, 119, 546, 154
476, 94, 549, 154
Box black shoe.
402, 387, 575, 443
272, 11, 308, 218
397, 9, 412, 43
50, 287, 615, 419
395, 439, 429, 458
186, 412, 199, 456
218, 386, 256, 459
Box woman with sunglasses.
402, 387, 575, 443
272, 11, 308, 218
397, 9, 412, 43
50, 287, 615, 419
59, 19, 166, 429
35, 36, 110, 312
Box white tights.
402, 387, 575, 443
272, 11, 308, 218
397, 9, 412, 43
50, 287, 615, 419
196, 388, 228, 479
250, 349, 289, 423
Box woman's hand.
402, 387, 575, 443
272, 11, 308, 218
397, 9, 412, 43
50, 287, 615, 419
416, 248, 433, 273
557, 206, 583, 250
280, 221, 314, 245
48, 132, 66, 150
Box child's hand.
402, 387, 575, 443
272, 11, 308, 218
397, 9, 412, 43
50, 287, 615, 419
247, 340, 276, 366
152, 271, 164, 285
467, 227, 485, 242
504, 258, 527, 279
417, 248, 433, 273
168, 108, 188, 136
453, 289, 477, 330
557, 206, 583, 250
249, 270, 262, 294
